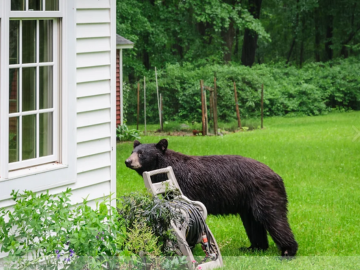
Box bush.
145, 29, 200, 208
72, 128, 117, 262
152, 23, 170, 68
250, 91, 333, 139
116, 124, 141, 141
0, 189, 187, 270
124, 57, 360, 124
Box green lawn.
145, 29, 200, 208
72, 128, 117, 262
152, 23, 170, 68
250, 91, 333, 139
117, 112, 360, 269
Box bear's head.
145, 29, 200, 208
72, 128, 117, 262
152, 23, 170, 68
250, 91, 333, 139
125, 139, 168, 174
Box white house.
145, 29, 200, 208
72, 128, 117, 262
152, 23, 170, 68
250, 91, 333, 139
0, 0, 127, 219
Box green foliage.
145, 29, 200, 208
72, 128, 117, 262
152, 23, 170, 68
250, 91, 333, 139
0, 189, 188, 270
124, 57, 360, 124
116, 0, 270, 77
118, 192, 184, 256
0, 189, 124, 269
116, 124, 141, 141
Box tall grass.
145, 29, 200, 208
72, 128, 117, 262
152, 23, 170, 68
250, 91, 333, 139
117, 112, 360, 268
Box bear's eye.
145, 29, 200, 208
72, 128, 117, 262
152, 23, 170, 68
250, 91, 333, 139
138, 152, 142, 158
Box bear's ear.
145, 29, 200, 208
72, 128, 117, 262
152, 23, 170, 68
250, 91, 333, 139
133, 140, 141, 148
156, 139, 168, 153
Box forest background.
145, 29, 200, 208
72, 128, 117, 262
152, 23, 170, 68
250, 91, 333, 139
116, 0, 360, 124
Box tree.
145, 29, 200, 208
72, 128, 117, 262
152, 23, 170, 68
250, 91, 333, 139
241, 0, 262, 67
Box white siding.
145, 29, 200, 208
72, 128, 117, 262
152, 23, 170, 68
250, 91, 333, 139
0, 0, 116, 260
72, 0, 115, 205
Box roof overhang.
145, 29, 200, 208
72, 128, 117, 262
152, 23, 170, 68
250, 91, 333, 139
116, 44, 134, 49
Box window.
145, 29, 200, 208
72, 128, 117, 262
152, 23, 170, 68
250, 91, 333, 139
0, 1, 77, 198
8, 18, 59, 170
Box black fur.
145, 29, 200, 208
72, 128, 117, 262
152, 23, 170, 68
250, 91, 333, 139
125, 139, 298, 257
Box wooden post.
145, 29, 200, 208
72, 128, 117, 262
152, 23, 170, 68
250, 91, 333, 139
261, 84, 264, 129
160, 93, 163, 131
204, 89, 208, 135
209, 91, 214, 126
155, 67, 161, 128
213, 77, 218, 135
200, 80, 205, 136
233, 82, 242, 129
137, 83, 140, 130
144, 77, 147, 135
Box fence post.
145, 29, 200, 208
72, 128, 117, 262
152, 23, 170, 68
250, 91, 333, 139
155, 67, 161, 128
233, 82, 242, 129
261, 84, 264, 129
160, 93, 163, 131
213, 77, 218, 135
137, 83, 140, 130
200, 80, 205, 136
144, 77, 147, 135
204, 88, 208, 135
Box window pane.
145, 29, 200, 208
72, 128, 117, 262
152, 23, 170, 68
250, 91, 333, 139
40, 113, 53, 157
11, 0, 26, 10
9, 117, 20, 163
9, 69, 20, 113
40, 66, 53, 109
9, 21, 20, 65
45, 0, 59, 11
22, 67, 37, 112
22, 20, 37, 64
29, 0, 43, 11
22, 115, 37, 160
39, 20, 53, 62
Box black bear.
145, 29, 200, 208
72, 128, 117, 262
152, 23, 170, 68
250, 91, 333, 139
125, 139, 298, 257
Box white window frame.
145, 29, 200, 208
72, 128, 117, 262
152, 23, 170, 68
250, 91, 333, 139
0, 0, 77, 201
8, 18, 59, 171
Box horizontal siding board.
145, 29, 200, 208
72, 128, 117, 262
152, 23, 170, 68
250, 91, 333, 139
77, 80, 111, 98
77, 108, 111, 127
77, 65, 111, 83
77, 23, 110, 39
76, 9, 110, 24
77, 152, 111, 173
0, 170, 111, 209
77, 123, 111, 143
77, 94, 111, 113
77, 0, 111, 9
77, 37, 110, 54
77, 51, 111, 68
69, 181, 111, 204
77, 138, 111, 158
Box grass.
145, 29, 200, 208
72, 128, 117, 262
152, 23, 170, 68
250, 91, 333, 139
117, 111, 360, 269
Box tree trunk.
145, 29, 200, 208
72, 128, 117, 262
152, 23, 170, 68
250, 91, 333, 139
286, 38, 296, 64
241, 0, 262, 67
234, 28, 240, 60
286, 0, 299, 65
223, 21, 235, 62
314, 7, 321, 62
325, 15, 334, 61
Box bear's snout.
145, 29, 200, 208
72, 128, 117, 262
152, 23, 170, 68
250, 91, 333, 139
125, 152, 141, 169
125, 159, 132, 167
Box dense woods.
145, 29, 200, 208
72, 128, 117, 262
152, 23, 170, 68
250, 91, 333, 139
116, 0, 360, 123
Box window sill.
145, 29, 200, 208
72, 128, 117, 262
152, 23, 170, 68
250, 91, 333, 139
0, 162, 76, 202
7, 163, 68, 181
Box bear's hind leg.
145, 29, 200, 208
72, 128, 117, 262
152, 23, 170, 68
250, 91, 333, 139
239, 208, 269, 251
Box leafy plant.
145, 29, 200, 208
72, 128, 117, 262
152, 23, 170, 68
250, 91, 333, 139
118, 192, 184, 256
116, 124, 141, 141
0, 189, 188, 270
124, 57, 360, 125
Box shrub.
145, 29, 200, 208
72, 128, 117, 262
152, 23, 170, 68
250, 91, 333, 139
0, 189, 187, 270
116, 124, 141, 141
124, 57, 360, 124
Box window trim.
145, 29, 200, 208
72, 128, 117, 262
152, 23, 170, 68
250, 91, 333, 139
0, 1, 77, 200
8, 18, 60, 171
